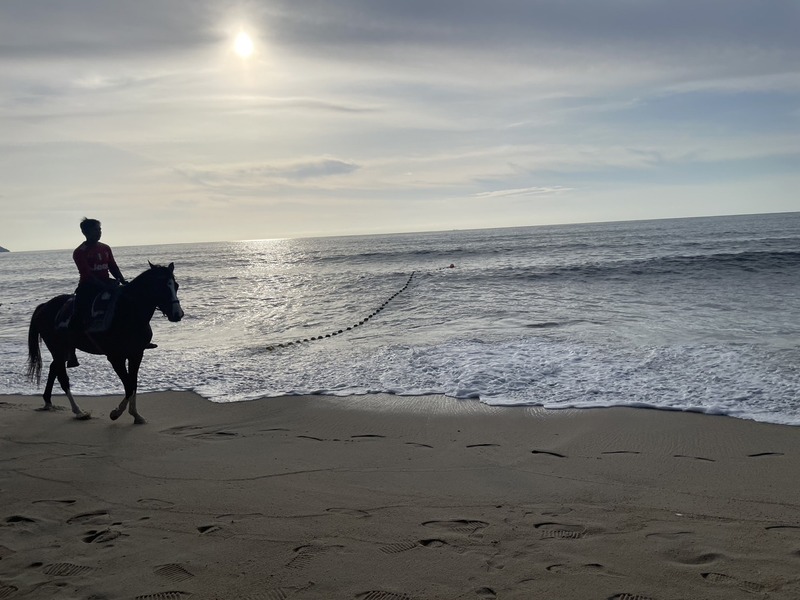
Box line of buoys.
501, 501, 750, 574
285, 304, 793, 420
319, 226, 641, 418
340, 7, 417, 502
265, 272, 416, 351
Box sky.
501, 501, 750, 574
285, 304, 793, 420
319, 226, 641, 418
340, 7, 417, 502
1, 0, 799, 251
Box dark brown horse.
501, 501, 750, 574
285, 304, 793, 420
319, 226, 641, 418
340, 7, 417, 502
27, 262, 184, 423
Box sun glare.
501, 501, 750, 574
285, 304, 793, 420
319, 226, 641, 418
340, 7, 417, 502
234, 31, 254, 58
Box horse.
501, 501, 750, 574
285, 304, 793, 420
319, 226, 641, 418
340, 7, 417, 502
26, 262, 184, 424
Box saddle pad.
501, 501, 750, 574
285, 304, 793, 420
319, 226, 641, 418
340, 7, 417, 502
55, 297, 76, 330
87, 290, 119, 333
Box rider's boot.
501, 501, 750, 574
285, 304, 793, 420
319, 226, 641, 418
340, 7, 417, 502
67, 349, 80, 368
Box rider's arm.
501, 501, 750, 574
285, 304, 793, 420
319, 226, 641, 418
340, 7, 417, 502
107, 249, 127, 284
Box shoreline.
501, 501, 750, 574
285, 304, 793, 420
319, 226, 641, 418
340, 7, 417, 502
1, 392, 798, 599
9, 388, 798, 426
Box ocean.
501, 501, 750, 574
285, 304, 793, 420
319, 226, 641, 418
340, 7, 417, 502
2, 213, 799, 425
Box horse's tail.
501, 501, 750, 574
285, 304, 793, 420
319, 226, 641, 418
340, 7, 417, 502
27, 303, 45, 386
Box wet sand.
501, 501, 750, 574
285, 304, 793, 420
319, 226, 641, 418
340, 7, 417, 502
1, 392, 798, 599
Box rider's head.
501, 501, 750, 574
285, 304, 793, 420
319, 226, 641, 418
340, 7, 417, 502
80, 218, 102, 243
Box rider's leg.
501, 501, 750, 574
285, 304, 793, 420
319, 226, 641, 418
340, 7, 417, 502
67, 283, 96, 367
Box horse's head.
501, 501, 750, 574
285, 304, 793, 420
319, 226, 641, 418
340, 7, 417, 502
145, 261, 185, 322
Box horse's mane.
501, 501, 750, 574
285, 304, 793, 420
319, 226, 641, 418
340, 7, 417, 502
130, 264, 170, 283
124, 264, 173, 295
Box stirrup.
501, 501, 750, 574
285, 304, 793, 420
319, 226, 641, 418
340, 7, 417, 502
67, 351, 80, 368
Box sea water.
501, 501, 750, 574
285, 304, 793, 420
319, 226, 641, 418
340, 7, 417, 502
1, 213, 799, 425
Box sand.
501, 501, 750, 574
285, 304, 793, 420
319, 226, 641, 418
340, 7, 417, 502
0, 392, 798, 600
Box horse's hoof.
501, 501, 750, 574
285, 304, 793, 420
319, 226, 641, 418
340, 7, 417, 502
35, 405, 55, 412
75, 412, 91, 421
110, 409, 122, 421
133, 416, 147, 425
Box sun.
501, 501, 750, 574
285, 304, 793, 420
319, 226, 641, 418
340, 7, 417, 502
234, 31, 254, 58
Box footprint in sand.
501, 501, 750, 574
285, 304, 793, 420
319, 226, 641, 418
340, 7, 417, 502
355, 592, 414, 600
466, 443, 500, 448
238, 584, 313, 600
418, 538, 467, 555
43, 562, 93, 576
83, 529, 124, 544
326, 507, 371, 518
530, 450, 566, 458
161, 425, 205, 435
702, 572, 765, 593
601, 451, 641, 455
196, 524, 232, 538
379, 540, 419, 554
766, 525, 800, 533
351, 434, 385, 439
0, 584, 19, 599
67, 510, 109, 524
287, 543, 344, 570
607, 595, 655, 600
535, 522, 586, 540
154, 563, 194, 582
644, 531, 693, 541
673, 454, 715, 462
422, 519, 489, 536
667, 551, 722, 566
196, 430, 240, 439
137, 498, 175, 509
547, 563, 624, 577
404, 442, 433, 448
32, 499, 76, 506
5, 515, 37, 524
748, 452, 784, 457
534, 506, 574, 518
134, 592, 191, 600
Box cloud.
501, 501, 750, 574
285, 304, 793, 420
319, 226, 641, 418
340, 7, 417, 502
176, 158, 360, 189
474, 186, 572, 199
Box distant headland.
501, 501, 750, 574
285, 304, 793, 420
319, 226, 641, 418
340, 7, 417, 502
0, 246, 8, 253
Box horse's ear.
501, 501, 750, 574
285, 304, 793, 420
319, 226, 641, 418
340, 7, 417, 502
168, 262, 174, 273
148, 260, 155, 269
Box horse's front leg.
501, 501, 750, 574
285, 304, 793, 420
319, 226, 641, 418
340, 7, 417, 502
108, 353, 145, 424
109, 356, 132, 422
125, 353, 145, 424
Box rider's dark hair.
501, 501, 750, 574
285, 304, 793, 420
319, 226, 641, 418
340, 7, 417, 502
80, 218, 101, 234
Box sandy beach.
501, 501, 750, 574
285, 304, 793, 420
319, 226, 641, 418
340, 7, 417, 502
1, 392, 798, 600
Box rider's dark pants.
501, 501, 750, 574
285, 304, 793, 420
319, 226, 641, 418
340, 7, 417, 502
71, 280, 115, 330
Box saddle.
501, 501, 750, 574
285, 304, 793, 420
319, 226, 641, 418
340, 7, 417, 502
56, 289, 120, 334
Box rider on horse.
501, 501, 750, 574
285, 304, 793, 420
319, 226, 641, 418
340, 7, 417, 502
68, 218, 155, 366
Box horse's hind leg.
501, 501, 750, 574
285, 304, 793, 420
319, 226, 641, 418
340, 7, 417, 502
39, 360, 89, 420
125, 354, 145, 424
37, 363, 58, 411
